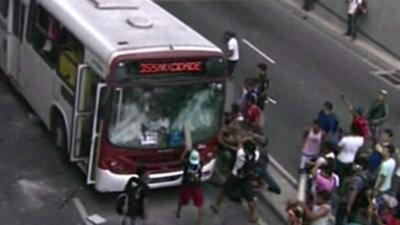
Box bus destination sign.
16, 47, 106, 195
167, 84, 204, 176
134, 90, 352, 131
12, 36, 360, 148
139, 61, 203, 75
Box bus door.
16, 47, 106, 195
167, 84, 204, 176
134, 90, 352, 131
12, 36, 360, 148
8, 0, 26, 81
70, 64, 104, 184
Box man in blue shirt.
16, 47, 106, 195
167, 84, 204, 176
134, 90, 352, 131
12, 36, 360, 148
318, 101, 339, 142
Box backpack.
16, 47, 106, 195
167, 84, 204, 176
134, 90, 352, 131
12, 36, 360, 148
237, 152, 259, 180
357, 0, 368, 15
351, 173, 372, 211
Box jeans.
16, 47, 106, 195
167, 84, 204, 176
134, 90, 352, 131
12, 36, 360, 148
346, 14, 358, 39
257, 167, 281, 193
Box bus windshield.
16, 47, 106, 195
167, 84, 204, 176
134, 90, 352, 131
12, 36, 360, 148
107, 82, 224, 149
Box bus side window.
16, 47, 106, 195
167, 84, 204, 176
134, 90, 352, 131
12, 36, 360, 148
0, 0, 9, 18
57, 30, 83, 89
29, 5, 60, 67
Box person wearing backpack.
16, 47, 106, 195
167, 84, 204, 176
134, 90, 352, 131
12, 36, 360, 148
120, 166, 150, 225
346, 157, 374, 224
211, 139, 261, 224
176, 149, 204, 225
341, 95, 370, 139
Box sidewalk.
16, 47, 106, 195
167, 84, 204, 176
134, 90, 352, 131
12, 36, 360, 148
273, 0, 400, 72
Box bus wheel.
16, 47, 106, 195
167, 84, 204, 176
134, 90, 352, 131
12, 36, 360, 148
53, 116, 67, 153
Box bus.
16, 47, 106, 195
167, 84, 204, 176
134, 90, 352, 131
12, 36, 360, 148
0, 0, 225, 192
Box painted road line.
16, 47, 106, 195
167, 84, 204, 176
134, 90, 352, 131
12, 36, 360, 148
266, 97, 278, 105
73, 198, 91, 225
370, 70, 397, 75
242, 39, 277, 64
269, 155, 298, 187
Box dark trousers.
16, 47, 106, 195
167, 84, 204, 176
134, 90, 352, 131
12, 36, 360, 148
303, 0, 315, 11
257, 167, 280, 193
346, 14, 358, 39
227, 60, 237, 77
335, 200, 347, 225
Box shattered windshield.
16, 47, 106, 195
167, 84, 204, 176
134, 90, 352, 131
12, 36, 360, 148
107, 82, 224, 149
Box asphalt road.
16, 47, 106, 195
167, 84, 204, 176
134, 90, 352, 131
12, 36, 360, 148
1, 0, 399, 224
157, 0, 400, 176
0, 73, 284, 224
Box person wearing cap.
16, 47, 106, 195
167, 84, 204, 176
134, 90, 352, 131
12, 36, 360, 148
176, 149, 204, 225
367, 90, 389, 142
341, 94, 370, 138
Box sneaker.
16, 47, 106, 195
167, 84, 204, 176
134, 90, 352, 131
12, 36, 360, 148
268, 186, 281, 195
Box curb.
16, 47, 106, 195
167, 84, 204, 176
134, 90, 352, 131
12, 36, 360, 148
274, 0, 400, 71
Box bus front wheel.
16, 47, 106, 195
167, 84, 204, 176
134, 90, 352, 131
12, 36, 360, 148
52, 116, 67, 153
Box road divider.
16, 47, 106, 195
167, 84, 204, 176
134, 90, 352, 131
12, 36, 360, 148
242, 39, 277, 64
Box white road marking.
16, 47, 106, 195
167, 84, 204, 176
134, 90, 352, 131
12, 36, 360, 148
73, 198, 91, 225
269, 155, 298, 187
266, 97, 277, 105
370, 69, 397, 75
242, 39, 277, 64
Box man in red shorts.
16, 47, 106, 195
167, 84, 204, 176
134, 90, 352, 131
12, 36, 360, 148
176, 149, 204, 225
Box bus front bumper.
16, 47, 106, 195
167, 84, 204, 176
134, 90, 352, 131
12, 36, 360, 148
94, 158, 216, 192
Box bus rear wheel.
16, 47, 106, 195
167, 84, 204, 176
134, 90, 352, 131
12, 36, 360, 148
52, 116, 67, 153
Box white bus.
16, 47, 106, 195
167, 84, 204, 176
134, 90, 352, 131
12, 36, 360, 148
0, 0, 226, 192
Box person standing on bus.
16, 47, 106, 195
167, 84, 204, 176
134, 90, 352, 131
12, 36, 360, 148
224, 31, 239, 78
176, 149, 204, 225
121, 166, 150, 225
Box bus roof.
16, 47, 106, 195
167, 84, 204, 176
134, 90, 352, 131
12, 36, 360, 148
39, 0, 222, 65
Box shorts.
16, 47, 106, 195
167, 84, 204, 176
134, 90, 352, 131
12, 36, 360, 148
334, 160, 353, 178
223, 175, 256, 202
179, 185, 204, 207
299, 154, 317, 170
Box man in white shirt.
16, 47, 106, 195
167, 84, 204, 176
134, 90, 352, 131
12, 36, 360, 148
335, 128, 364, 178
224, 31, 239, 77
345, 0, 363, 40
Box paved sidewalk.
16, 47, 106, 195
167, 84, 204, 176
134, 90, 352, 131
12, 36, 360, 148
275, 0, 400, 72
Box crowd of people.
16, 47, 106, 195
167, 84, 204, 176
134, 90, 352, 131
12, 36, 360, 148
288, 88, 400, 225
114, 30, 396, 225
